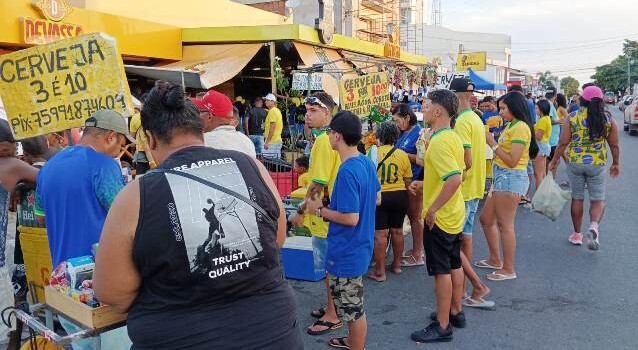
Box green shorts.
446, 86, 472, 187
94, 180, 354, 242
328, 276, 365, 322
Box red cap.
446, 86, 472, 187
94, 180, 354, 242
190, 90, 233, 119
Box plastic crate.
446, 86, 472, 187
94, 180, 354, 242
18, 226, 53, 304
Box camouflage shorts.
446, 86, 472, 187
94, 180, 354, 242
329, 276, 365, 322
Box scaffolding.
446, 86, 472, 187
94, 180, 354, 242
344, 0, 401, 46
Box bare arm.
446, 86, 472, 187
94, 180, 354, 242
93, 181, 141, 314
265, 122, 276, 144
0, 158, 38, 192
549, 118, 572, 171
607, 119, 621, 178
463, 148, 472, 171
254, 159, 287, 247
406, 153, 417, 164
318, 207, 359, 227
493, 143, 525, 169
425, 174, 462, 228
535, 129, 545, 141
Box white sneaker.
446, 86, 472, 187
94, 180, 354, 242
588, 222, 600, 251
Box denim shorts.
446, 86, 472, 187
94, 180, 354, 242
493, 165, 530, 197
463, 199, 480, 235
538, 142, 551, 158
567, 163, 606, 200
249, 135, 264, 156
312, 236, 327, 274
526, 160, 534, 175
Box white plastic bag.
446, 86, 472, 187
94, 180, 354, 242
532, 173, 571, 221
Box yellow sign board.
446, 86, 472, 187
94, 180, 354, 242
0, 33, 133, 139
21, 17, 83, 45
383, 43, 401, 60
457, 52, 487, 71
339, 72, 391, 117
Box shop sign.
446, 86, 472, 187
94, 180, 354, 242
292, 73, 323, 91
384, 43, 401, 60
0, 33, 134, 139
339, 72, 391, 117
435, 72, 468, 89
456, 52, 487, 71
22, 0, 83, 45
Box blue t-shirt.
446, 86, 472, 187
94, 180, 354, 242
35, 146, 124, 266
527, 99, 537, 123
549, 103, 560, 147
569, 104, 580, 114
481, 111, 500, 124
396, 124, 423, 178
326, 155, 380, 278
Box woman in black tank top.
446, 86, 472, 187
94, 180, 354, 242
93, 81, 302, 350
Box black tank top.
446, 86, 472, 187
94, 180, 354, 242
129, 145, 287, 313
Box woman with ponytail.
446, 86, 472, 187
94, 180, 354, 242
474, 92, 538, 281
549, 85, 620, 251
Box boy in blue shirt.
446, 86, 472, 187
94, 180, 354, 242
306, 111, 380, 350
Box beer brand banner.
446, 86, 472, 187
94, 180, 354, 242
456, 52, 487, 71
339, 72, 391, 117
0, 33, 133, 139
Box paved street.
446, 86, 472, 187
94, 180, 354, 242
293, 108, 638, 350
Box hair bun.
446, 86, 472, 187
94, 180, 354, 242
162, 84, 186, 110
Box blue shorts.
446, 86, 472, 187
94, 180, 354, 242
538, 142, 551, 158
463, 199, 480, 235
249, 135, 264, 156
493, 165, 530, 197
312, 236, 327, 274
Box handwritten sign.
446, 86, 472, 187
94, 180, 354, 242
0, 33, 133, 139
339, 72, 391, 117
291, 73, 323, 91
456, 52, 487, 71
435, 72, 468, 89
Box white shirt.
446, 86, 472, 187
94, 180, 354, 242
203, 126, 257, 158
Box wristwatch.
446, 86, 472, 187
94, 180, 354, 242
315, 207, 323, 218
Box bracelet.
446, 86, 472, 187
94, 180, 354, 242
491, 144, 500, 152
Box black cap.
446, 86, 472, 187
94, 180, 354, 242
329, 110, 362, 138
449, 77, 476, 93
545, 86, 557, 95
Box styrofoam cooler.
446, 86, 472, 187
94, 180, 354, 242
280, 236, 325, 281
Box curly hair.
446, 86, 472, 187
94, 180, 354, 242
375, 121, 401, 146
427, 89, 459, 118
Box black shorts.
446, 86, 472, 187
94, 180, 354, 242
548, 146, 557, 161
375, 190, 409, 230
423, 224, 462, 276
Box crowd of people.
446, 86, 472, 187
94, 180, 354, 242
0, 74, 622, 349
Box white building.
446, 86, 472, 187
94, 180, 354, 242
400, 24, 512, 88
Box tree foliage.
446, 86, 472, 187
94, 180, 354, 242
591, 40, 638, 93
560, 76, 580, 96
537, 71, 558, 88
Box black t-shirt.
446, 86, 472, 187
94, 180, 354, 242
246, 107, 267, 135
128, 146, 301, 349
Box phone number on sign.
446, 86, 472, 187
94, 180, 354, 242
11, 93, 127, 134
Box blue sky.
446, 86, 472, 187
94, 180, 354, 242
439, 0, 637, 84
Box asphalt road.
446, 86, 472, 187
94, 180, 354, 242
292, 107, 638, 350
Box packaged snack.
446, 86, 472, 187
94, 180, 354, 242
66, 256, 94, 290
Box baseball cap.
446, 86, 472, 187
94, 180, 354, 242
84, 110, 135, 143
329, 110, 362, 136
449, 77, 476, 93
264, 93, 277, 102
545, 86, 557, 95
582, 85, 604, 101
190, 90, 234, 119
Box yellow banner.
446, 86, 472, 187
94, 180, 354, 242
457, 52, 487, 71
0, 33, 133, 139
339, 72, 391, 117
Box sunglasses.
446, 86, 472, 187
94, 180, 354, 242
304, 96, 329, 110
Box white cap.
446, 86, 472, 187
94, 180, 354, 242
264, 93, 277, 102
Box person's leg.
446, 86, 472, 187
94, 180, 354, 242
461, 252, 490, 300
390, 228, 404, 273
435, 274, 453, 329
585, 165, 606, 250
450, 267, 465, 316
329, 277, 366, 350
405, 187, 424, 260
371, 229, 389, 280
478, 195, 501, 267
524, 161, 534, 201
571, 199, 585, 233
534, 156, 547, 190
309, 237, 339, 333
566, 163, 586, 235
492, 191, 520, 276
347, 316, 368, 350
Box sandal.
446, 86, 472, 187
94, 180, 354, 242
519, 197, 531, 205
400, 255, 425, 267
473, 259, 502, 270
328, 337, 351, 349
463, 297, 496, 309
486, 272, 517, 281
307, 319, 343, 335
310, 307, 326, 319
367, 273, 386, 282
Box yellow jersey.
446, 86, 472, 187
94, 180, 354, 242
375, 145, 412, 192
264, 107, 283, 144
422, 128, 466, 234
494, 120, 531, 170
454, 109, 487, 201
307, 132, 341, 238
129, 112, 145, 152
567, 108, 612, 166
535, 115, 552, 144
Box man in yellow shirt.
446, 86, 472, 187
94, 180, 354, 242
263, 93, 284, 158
290, 92, 342, 336
449, 78, 493, 308
409, 89, 466, 344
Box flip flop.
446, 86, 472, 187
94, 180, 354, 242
486, 272, 517, 281
328, 337, 351, 349
463, 297, 496, 309
367, 273, 387, 282
310, 307, 326, 319
473, 259, 502, 270
307, 320, 343, 336
401, 255, 425, 267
